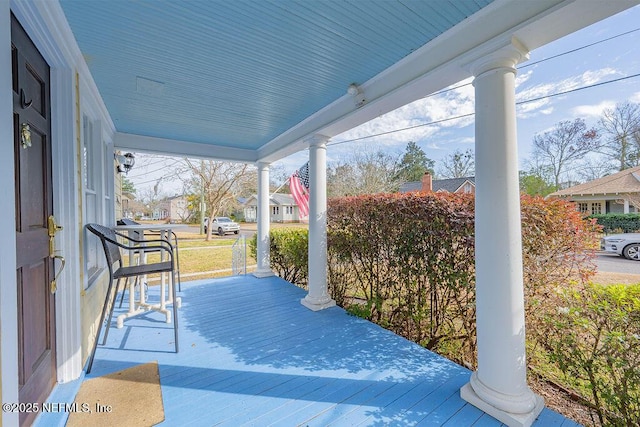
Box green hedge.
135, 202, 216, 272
248, 228, 308, 286
543, 283, 640, 426
590, 213, 640, 233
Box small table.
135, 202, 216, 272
114, 223, 186, 327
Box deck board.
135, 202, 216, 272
35, 275, 578, 426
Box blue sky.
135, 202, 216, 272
130, 5, 640, 195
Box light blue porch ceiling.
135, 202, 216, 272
59, 0, 494, 159
58, 1, 638, 162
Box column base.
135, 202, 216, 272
252, 269, 275, 278
460, 381, 544, 427
301, 295, 336, 311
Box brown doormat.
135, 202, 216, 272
66, 361, 165, 427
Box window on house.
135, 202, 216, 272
578, 202, 588, 213
83, 116, 100, 285
272, 206, 279, 215
103, 143, 114, 225
82, 115, 109, 289
591, 202, 602, 215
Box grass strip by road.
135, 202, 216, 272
144, 243, 256, 282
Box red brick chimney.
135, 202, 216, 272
421, 172, 432, 193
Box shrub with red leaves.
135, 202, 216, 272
326, 192, 600, 367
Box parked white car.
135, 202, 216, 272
204, 217, 240, 236
601, 233, 640, 261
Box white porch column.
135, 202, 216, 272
253, 161, 274, 278
624, 199, 630, 214
301, 135, 336, 311
460, 43, 544, 427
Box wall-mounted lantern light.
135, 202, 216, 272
115, 152, 135, 174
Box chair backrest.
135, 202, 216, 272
86, 223, 122, 270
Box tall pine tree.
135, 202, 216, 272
395, 141, 435, 182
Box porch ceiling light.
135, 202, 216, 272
115, 152, 135, 174
347, 83, 366, 108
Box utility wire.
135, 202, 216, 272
327, 72, 640, 147
520, 27, 640, 69
516, 72, 640, 106
328, 27, 640, 147
424, 26, 640, 98
127, 159, 183, 180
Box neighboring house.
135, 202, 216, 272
120, 192, 146, 219
243, 194, 302, 223
400, 173, 476, 195
153, 195, 190, 222
548, 166, 640, 214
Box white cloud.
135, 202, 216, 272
333, 81, 475, 147
571, 100, 616, 118
457, 136, 476, 144
515, 70, 534, 87
517, 99, 552, 118
581, 68, 618, 85
515, 67, 619, 119
630, 91, 640, 104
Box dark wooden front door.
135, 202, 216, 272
11, 14, 56, 426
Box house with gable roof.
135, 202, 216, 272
548, 165, 640, 215
400, 172, 475, 195
243, 193, 303, 223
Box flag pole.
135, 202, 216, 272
270, 177, 290, 197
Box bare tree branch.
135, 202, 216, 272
179, 159, 255, 240
532, 118, 601, 189
599, 101, 640, 171
438, 149, 475, 179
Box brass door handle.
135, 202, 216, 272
48, 215, 63, 237
48, 215, 63, 257
50, 255, 65, 294
47, 215, 65, 293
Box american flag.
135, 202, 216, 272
290, 162, 309, 218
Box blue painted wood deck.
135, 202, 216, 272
37, 275, 580, 426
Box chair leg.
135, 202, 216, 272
173, 233, 182, 292
171, 269, 179, 353
86, 277, 116, 374
119, 276, 135, 308
102, 277, 124, 346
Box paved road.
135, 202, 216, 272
595, 252, 640, 274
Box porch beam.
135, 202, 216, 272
460, 42, 544, 427
115, 132, 257, 163
253, 161, 274, 278
301, 135, 335, 311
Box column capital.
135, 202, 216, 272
467, 38, 530, 78
256, 161, 270, 170
305, 134, 330, 147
